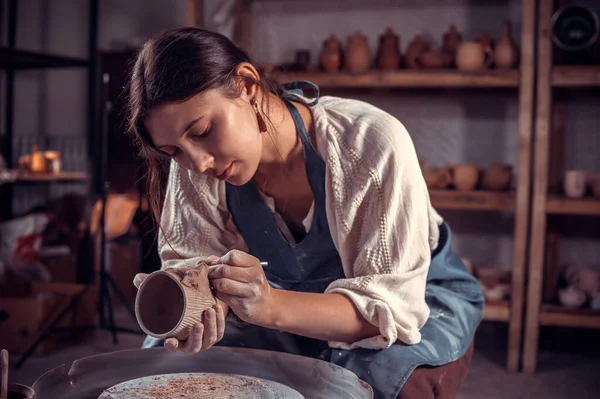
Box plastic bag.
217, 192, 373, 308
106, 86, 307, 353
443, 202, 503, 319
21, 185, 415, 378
0, 212, 52, 284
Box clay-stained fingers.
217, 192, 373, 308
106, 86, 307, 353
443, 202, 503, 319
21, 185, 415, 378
211, 278, 256, 298
208, 264, 254, 283
164, 337, 180, 351
215, 303, 226, 341
201, 308, 218, 350
181, 322, 204, 354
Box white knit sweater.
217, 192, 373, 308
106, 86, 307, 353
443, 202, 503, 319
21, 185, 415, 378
158, 94, 444, 350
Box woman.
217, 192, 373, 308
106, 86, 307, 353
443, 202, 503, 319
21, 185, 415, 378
128, 27, 484, 399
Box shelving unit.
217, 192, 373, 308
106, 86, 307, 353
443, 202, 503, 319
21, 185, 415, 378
522, 0, 600, 373
225, 0, 537, 372
0, 0, 98, 219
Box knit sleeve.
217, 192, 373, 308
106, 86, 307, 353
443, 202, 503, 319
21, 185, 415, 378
320, 103, 439, 350
158, 160, 247, 270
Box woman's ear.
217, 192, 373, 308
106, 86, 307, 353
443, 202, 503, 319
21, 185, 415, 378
234, 62, 261, 102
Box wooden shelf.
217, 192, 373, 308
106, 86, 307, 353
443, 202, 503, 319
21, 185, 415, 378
546, 195, 600, 216
483, 300, 511, 322
429, 189, 515, 211
552, 65, 600, 87
272, 70, 520, 89
539, 305, 600, 329
13, 172, 88, 183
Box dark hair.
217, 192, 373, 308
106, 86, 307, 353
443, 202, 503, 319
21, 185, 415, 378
127, 27, 279, 225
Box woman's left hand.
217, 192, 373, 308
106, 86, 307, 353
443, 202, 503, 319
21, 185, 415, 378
207, 249, 276, 326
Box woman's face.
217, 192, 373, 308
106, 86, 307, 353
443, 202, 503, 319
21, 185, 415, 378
144, 89, 263, 186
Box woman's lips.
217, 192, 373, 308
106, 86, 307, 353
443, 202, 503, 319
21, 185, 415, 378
216, 164, 233, 180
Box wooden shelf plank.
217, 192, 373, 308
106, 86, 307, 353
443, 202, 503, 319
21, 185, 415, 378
429, 189, 515, 211
272, 70, 520, 89
483, 300, 511, 322
540, 304, 600, 329
552, 65, 600, 87
14, 172, 88, 183
546, 195, 600, 216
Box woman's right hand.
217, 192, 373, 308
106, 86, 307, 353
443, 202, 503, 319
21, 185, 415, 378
133, 255, 228, 354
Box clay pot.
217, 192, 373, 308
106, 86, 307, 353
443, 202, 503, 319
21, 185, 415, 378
344, 32, 371, 73
477, 32, 494, 50
563, 170, 587, 198
376, 27, 401, 70
481, 163, 513, 191
589, 174, 600, 198
417, 50, 452, 69
456, 41, 494, 71
559, 286, 587, 309
442, 24, 462, 54
421, 160, 452, 189
563, 263, 600, 297
319, 34, 343, 72
30, 143, 46, 174
135, 266, 216, 341
451, 163, 479, 191
0, 383, 35, 399
494, 20, 519, 69
405, 34, 430, 69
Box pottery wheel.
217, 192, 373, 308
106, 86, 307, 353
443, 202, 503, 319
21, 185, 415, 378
98, 372, 303, 399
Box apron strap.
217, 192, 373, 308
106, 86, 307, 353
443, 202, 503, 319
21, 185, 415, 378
279, 80, 320, 106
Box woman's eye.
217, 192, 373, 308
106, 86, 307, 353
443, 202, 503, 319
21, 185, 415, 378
190, 127, 210, 141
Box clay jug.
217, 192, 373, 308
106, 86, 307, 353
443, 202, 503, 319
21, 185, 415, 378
456, 41, 493, 71
344, 32, 371, 73
451, 163, 479, 191
319, 34, 343, 72
481, 163, 512, 191
405, 34, 430, 69
376, 27, 401, 70
30, 142, 46, 173
442, 24, 462, 55
494, 20, 519, 69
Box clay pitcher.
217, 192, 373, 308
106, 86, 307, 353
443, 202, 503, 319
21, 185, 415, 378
319, 34, 343, 72
344, 32, 371, 73
456, 41, 493, 71
494, 20, 519, 69
376, 27, 401, 69
405, 34, 430, 69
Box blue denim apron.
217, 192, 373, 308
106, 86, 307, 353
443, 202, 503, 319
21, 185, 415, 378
143, 82, 484, 398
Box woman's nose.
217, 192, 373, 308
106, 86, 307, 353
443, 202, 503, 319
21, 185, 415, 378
188, 150, 213, 174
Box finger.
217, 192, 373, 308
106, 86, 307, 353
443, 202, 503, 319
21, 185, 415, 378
215, 302, 226, 340
182, 322, 204, 354
219, 249, 257, 268
133, 273, 148, 289
207, 264, 253, 283
200, 255, 221, 265
202, 308, 217, 349
164, 338, 179, 351
211, 278, 256, 298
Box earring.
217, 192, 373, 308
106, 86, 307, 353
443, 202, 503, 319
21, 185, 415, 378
251, 98, 268, 133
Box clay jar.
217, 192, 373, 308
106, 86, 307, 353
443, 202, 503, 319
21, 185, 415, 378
319, 34, 343, 72
421, 160, 452, 189
405, 34, 430, 69
135, 266, 216, 341
589, 174, 600, 198
344, 32, 371, 73
481, 163, 513, 191
451, 163, 479, 191
494, 20, 519, 69
442, 24, 462, 65
456, 41, 493, 71
376, 27, 401, 70
563, 170, 587, 198
417, 50, 452, 69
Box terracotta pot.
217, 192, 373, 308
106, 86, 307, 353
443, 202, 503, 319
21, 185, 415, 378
421, 160, 452, 189
476, 32, 494, 49
319, 34, 342, 72
417, 50, 452, 69
481, 163, 513, 191
135, 266, 216, 341
563, 170, 587, 198
589, 174, 600, 198
442, 24, 462, 54
559, 286, 587, 308
456, 41, 493, 71
376, 27, 401, 70
30, 143, 46, 174
405, 34, 430, 69
344, 32, 371, 73
451, 163, 479, 191
494, 20, 519, 69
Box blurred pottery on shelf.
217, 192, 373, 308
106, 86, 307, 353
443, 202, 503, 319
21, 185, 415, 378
376, 27, 401, 70
563, 170, 587, 198
405, 34, 430, 69
451, 163, 479, 191
481, 163, 512, 191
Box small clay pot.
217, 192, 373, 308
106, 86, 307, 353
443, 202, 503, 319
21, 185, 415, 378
405, 34, 430, 69
442, 24, 463, 55
481, 163, 513, 191
135, 266, 216, 341
494, 20, 519, 69
451, 163, 479, 191
319, 34, 343, 72
559, 286, 586, 309
563, 170, 587, 198
456, 41, 494, 71
417, 50, 452, 69
376, 27, 401, 70
344, 32, 371, 73
421, 160, 452, 189
589, 174, 600, 198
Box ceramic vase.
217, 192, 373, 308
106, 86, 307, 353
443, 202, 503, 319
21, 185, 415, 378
376, 27, 401, 70
405, 34, 430, 69
442, 24, 462, 65
344, 32, 371, 73
494, 20, 519, 69
319, 35, 342, 72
